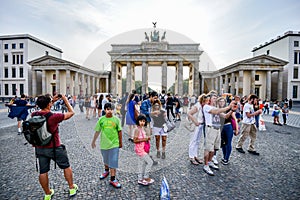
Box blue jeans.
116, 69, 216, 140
221, 124, 234, 161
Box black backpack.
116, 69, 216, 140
160, 94, 166, 105
22, 112, 53, 146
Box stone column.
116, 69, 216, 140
219, 75, 223, 94
55, 69, 60, 94
251, 70, 256, 94
74, 72, 79, 96
87, 75, 91, 96
238, 70, 243, 97
81, 74, 85, 96
230, 73, 235, 94
193, 61, 200, 95
224, 74, 228, 93
106, 78, 109, 93
162, 61, 167, 92
126, 62, 132, 93
177, 61, 183, 95
215, 77, 219, 93
278, 70, 283, 101
201, 77, 204, 94
32, 70, 37, 97
266, 70, 271, 100
42, 70, 46, 95
66, 69, 71, 95
142, 61, 148, 94
92, 76, 95, 95
96, 78, 100, 93
110, 62, 117, 95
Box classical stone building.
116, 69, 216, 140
252, 31, 300, 101
28, 55, 109, 97
108, 29, 203, 96
0, 34, 62, 99
201, 55, 288, 100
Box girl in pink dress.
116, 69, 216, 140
133, 115, 154, 186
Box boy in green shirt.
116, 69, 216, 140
91, 103, 123, 188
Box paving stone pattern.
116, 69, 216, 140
0, 110, 300, 199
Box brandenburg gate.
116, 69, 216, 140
108, 29, 203, 96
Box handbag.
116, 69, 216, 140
144, 141, 150, 153
134, 104, 140, 120
183, 119, 196, 132
163, 120, 176, 133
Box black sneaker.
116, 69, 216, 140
248, 150, 260, 156
221, 159, 229, 165
128, 138, 134, 143
236, 148, 245, 153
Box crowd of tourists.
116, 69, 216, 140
5, 90, 294, 199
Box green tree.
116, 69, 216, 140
167, 78, 189, 95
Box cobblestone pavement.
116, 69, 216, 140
0, 109, 300, 199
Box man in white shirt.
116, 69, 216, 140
202, 93, 236, 176
236, 94, 262, 155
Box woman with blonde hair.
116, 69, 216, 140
187, 94, 208, 165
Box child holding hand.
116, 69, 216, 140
133, 115, 154, 186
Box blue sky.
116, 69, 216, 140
1, 0, 300, 70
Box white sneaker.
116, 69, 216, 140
203, 165, 214, 176
212, 155, 219, 165
208, 161, 219, 170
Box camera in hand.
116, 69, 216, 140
58, 94, 62, 98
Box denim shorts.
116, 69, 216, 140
101, 147, 119, 169
35, 145, 70, 174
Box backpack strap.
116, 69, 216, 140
44, 112, 57, 170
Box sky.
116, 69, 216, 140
1, 0, 300, 85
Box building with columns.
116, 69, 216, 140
108, 36, 203, 96
201, 55, 288, 101
252, 31, 300, 101
0, 34, 62, 99
28, 55, 110, 97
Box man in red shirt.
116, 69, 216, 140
34, 94, 78, 200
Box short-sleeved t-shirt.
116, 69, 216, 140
14, 99, 28, 106
243, 103, 255, 124
194, 102, 204, 124
95, 116, 122, 150
33, 111, 65, 148
152, 110, 166, 127
203, 104, 221, 128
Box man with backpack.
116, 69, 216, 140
33, 94, 78, 200
159, 90, 167, 109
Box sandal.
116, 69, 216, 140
190, 159, 199, 165
194, 157, 203, 164
138, 179, 149, 186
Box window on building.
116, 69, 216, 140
294, 67, 299, 79
228, 78, 230, 83
222, 79, 225, 84
293, 85, 298, 98
20, 55, 23, 64
4, 44, 9, 49
19, 67, 23, 78
4, 54, 8, 62
20, 43, 24, 49
294, 41, 299, 47
12, 68, 16, 78
255, 87, 260, 97
255, 75, 259, 81
12, 84, 16, 95
53, 74, 56, 80
19, 84, 24, 95
12, 43, 16, 49
4, 68, 9, 78
5, 84, 9, 95
266, 50, 270, 55
16, 55, 19, 64
295, 52, 299, 64
235, 76, 237, 82
12, 55, 15, 64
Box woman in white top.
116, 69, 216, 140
187, 94, 208, 165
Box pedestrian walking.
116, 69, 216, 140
91, 102, 123, 188
133, 115, 154, 186
34, 94, 78, 200
236, 94, 262, 156
125, 93, 137, 142
166, 93, 175, 121
282, 103, 289, 125
151, 100, 167, 159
